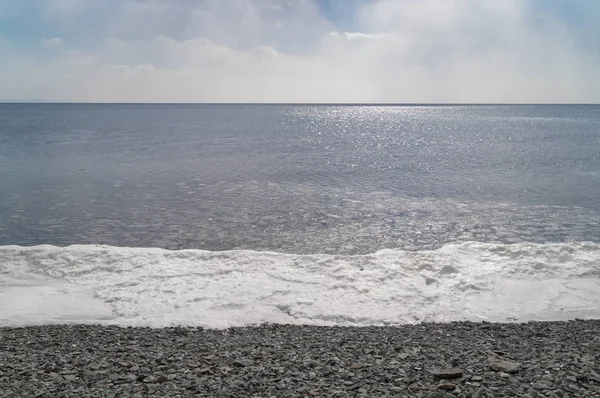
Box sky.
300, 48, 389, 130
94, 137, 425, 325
0, 0, 599, 103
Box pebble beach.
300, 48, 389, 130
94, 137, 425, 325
1, 320, 599, 397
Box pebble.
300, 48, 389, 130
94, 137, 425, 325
533, 380, 554, 390
431, 368, 463, 379
0, 320, 599, 397
437, 382, 456, 390
232, 359, 250, 368
488, 356, 521, 373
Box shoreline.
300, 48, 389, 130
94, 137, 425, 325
1, 320, 599, 397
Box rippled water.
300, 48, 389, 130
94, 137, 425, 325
1, 104, 599, 253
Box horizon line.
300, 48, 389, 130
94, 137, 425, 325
1, 102, 599, 106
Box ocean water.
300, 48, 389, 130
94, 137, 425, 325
1, 104, 599, 327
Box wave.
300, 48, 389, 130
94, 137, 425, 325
1, 242, 600, 328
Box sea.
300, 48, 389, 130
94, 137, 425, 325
1, 104, 599, 327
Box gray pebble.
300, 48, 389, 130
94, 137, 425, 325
0, 320, 598, 397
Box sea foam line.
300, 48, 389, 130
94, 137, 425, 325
1, 242, 599, 328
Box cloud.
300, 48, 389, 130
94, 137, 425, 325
0, 0, 599, 102
42, 37, 63, 46
329, 31, 407, 45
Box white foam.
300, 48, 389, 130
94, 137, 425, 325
1, 242, 599, 328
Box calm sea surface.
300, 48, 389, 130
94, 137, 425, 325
1, 104, 599, 254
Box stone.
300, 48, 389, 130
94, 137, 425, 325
151, 375, 168, 384
41, 362, 58, 373
488, 357, 520, 373
232, 359, 250, 367
2, 320, 600, 397
533, 380, 553, 390
431, 368, 463, 379
196, 367, 212, 375
437, 382, 456, 391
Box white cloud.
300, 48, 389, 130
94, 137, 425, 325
1, 0, 599, 102
42, 37, 64, 46
330, 31, 407, 45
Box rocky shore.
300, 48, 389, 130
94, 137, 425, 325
1, 320, 599, 397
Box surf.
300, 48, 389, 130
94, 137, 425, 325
1, 241, 599, 328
